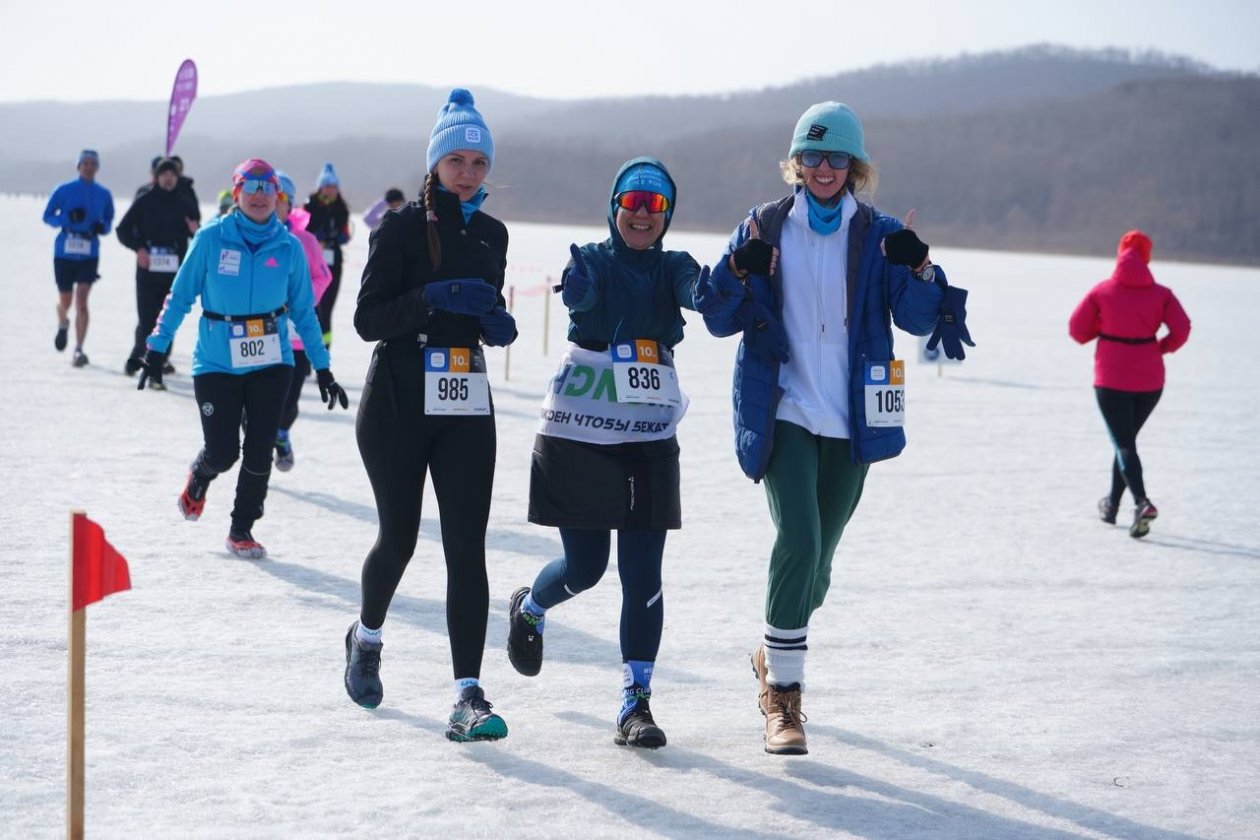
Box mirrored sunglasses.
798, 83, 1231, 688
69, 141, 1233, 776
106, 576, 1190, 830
615, 190, 671, 214
239, 178, 278, 196
799, 150, 853, 169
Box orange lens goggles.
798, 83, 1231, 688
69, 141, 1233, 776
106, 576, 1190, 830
615, 190, 671, 214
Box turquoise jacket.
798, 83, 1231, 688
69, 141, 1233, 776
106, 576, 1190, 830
147, 212, 330, 376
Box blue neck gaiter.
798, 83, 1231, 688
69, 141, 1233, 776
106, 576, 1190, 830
438, 184, 488, 224
805, 191, 844, 235
237, 213, 279, 252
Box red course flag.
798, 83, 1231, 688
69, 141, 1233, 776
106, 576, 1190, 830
72, 514, 131, 611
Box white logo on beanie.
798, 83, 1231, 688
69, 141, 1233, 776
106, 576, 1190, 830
464, 127, 482, 144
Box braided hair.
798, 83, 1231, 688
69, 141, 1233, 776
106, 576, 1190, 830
422, 172, 442, 271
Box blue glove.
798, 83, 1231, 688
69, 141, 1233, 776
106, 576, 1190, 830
421, 278, 497, 315
480, 306, 517, 347
694, 264, 746, 315
561, 243, 594, 309
742, 301, 790, 363
926, 285, 975, 360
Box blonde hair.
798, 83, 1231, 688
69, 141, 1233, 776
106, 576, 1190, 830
780, 156, 878, 199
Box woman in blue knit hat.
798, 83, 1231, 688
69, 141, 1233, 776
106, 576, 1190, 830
344, 88, 518, 743
303, 161, 352, 346
505, 156, 702, 749
695, 101, 974, 755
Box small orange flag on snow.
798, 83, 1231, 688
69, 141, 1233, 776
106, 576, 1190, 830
72, 514, 131, 611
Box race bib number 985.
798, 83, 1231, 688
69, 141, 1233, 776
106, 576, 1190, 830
228, 317, 282, 368
864, 360, 905, 427
611, 340, 681, 406
424, 347, 490, 415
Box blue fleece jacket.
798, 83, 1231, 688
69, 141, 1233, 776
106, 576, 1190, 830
147, 212, 330, 376
42, 177, 115, 260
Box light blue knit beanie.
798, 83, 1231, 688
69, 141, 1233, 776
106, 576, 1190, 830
315, 162, 340, 188
426, 88, 495, 173
788, 102, 868, 161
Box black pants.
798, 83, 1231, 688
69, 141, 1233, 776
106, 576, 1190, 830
357, 376, 496, 680
279, 350, 312, 431
130, 269, 175, 362
192, 366, 291, 532
1095, 386, 1162, 505
316, 251, 341, 344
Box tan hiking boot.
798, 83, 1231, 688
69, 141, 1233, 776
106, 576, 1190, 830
751, 645, 769, 708
761, 683, 808, 755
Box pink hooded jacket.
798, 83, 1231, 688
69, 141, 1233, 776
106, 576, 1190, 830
286, 206, 334, 352
1069, 230, 1191, 392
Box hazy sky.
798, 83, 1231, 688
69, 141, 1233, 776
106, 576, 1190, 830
1, 0, 1254, 103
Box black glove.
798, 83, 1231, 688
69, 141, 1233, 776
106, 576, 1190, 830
926, 286, 975, 361
136, 349, 167, 391
316, 369, 349, 410
91, 222, 104, 235
68, 207, 87, 224
742, 301, 790, 363
884, 229, 929, 268
420, 279, 497, 315
479, 306, 517, 347
731, 238, 774, 276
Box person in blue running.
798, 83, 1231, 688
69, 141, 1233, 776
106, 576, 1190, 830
506, 157, 701, 750
42, 149, 114, 366
138, 158, 350, 560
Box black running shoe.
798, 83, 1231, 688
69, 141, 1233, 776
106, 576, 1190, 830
162, 360, 176, 375
1098, 497, 1118, 525
506, 586, 544, 676
344, 622, 384, 709
446, 685, 508, 742
72, 349, 89, 368
55, 323, 69, 352
615, 690, 667, 749
124, 356, 143, 376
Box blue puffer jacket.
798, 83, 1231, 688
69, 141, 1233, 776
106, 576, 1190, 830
42, 177, 115, 260
698, 193, 944, 479
147, 212, 330, 376
563, 157, 699, 348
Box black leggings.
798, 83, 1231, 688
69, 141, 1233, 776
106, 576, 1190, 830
1095, 387, 1162, 505
316, 255, 341, 344
130, 270, 174, 362
192, 365, 291, 531
357, 403, 496, 680
278, 350, 312, 431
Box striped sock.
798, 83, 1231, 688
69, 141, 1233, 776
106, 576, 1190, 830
764, 623, 807, 689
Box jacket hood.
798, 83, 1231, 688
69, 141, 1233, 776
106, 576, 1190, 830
287, 206, 313, 233
606, 156, 677, 250
1117, 229, 1152, 264
1111, 248, 1155, 288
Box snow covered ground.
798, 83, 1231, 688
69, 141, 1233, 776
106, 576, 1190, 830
2, 193, 1258, 839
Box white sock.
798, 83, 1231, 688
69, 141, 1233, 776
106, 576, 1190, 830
355, 621, 382, 645
455, 677, 479, 701
764, 623, 807, 689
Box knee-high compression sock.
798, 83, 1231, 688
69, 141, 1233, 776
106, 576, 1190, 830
764, 623, 807, 689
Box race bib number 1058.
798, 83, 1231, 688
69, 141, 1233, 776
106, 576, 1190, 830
864, 360, 905, 427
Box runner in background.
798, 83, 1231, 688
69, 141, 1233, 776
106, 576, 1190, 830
42, 149, 114, 367
138, 158, 349, 559
303, 162, 351, 347
272, 170, 334, 471
507, 157, 700, 750
216, 189, 234, 217
117, 157, 199, 381
363, 187, 407, 231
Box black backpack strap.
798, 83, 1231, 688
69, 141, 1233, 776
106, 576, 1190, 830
749, 195, 795, 248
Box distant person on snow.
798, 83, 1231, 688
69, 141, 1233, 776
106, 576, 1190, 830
271, 170, 335, 472
303, 162, 352, 346
343, 88, 517, 743
117, 157, 199, 381
42, 149, 114, 367
137, 158, 349, 560
695, 101, 970, 756
1069, 230, 1191, 538
363, 186, 407, 231
506, 157, 701, 750
216, 189, 234, 217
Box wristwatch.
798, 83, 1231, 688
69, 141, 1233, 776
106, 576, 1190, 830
913, 263, 936, 283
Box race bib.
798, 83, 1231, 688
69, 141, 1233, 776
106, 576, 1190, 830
610, 340, 682, 406
424, 347, 489, 416
64, 233, 91, 256
148, 247, 179, 273
322, 247, 336, 266
228, 317, 282, 368
864, 360, 905, 427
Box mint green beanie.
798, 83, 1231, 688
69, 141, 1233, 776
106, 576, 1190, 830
788, 101, 868, 161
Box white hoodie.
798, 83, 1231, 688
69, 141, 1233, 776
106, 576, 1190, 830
775, 189, 859, 439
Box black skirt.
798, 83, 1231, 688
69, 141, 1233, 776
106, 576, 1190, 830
528, 434, 681, 530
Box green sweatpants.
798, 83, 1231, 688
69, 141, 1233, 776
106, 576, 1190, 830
763, 421, 869, 629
